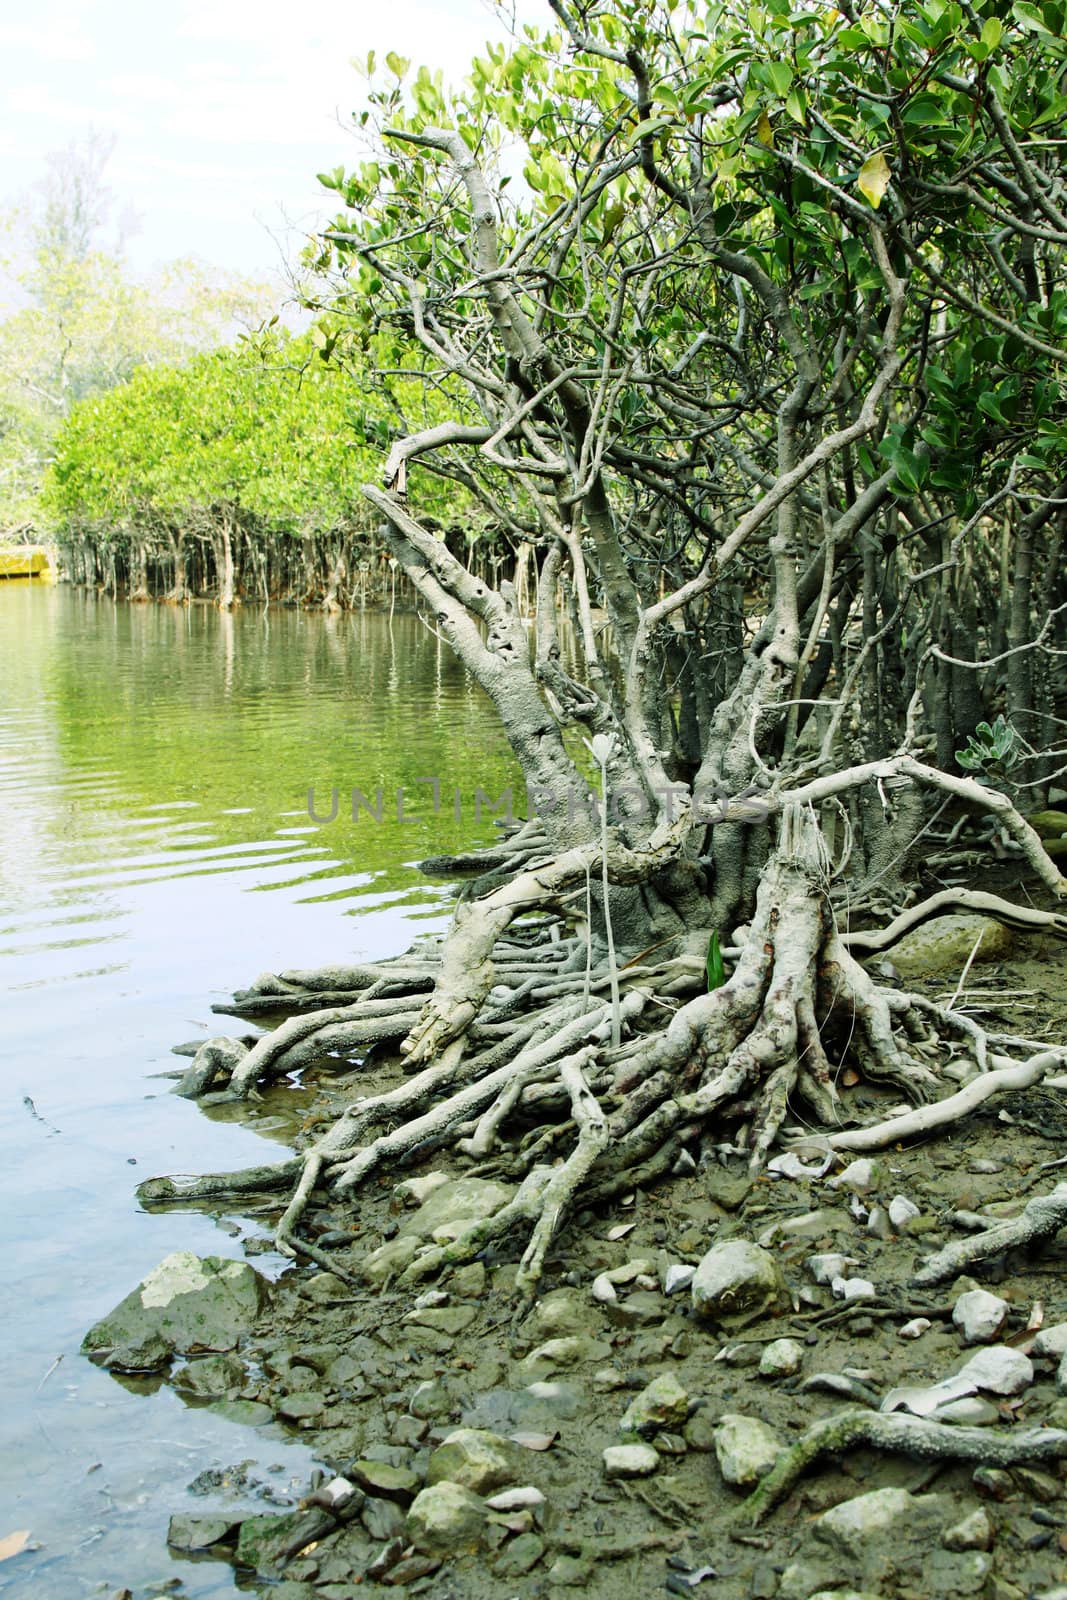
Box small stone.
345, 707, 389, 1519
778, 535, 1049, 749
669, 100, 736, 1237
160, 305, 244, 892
953, 1289, 1010, 1345
943, 1508, 994, 1551
361, 1236, 419, 1285
277, 1392, 325, 1423
485, 1486, 545, 1511
591, 1273, 617, 1303
899, 1317, 932, 1340
518, 1334, 612, 1376
620, 1373, 689, 1436
349, 1460, 420, 1503
495, 1530, 545, 1576
548, 1553, 592, 1586
362, 1496, 406, 1541
602, 1443, 660, 1478
1033, 1323, 1067, 1359
814, 1487, 914, 1555
828, 1158, 878, 1193
426, 1429, 522, 1495
404, 1305, 476, 1336
167, 1513, 237, 1551
713, 1414, 782, 1488
664, 1263, 696, 1296
888, 1195, 921, 1229
968, 1159, 1002, 1175
451, 1262, 486, 1298
890, 913, 1012, 978
532, 1289, 594, 1338
300, 1272, 349, 1304
604, 1291, 664, 1329
954, 1345, 1033, 1396
410, 1380, 451, 1420
831, 1277, 876, 1301
683, 1412, 718, 1452
973, 1467, 1015, 1500
691, 1241, 783, 1325
405, 1482, 487, 1555
172, 1352, 246, 1398
759, 1338, 804, 1379
807, 1253, 856, 1285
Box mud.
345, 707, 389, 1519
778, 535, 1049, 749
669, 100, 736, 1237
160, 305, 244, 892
104, 932, 1067, 1600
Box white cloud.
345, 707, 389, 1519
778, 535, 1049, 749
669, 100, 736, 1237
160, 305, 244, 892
0, 18, 96, 61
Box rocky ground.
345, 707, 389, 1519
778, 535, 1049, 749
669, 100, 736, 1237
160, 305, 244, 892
82, 925, 1067, 1600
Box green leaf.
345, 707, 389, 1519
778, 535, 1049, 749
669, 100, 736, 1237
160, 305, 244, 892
766, 60, 794, 96
385, 52, 411, 79
856, 150, 891, 207
706, 931, 726, 992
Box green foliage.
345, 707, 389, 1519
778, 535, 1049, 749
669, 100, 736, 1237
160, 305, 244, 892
43, 327, 464, 546
956, 716, 1021, 784
706, 931, 726, 993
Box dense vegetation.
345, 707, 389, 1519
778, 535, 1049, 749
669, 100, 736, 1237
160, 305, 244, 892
44, 330, 485, 608
165, 0, 1067, 1317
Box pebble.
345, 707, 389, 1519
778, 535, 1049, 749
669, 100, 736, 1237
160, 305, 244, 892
807, 1253, 856, 1285
952, 1289, 1009, 1345
602, 1443, 660, 1478
831, 1276, 876, 1301
973, 1467, 1016, 1500
828, 1157, 878, 1193
936, 1396, 999, 1425
898, 1317, 932, 1340
955, 1344, 1033, 1396
712, 1414, 782, 1487
619, 1372, 689, 1436
405, 1482, 488, 1555
942, 1507, 994, 1552
485, 1486, 544, 1511
663, 1264, 696, 1296
426, 1428, 522, 1495
888, 1195, 921, 1229
1033, 1323, 1067, 1359
759, 1338, 804, 1379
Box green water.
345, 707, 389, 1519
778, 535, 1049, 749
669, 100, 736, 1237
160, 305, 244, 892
0, 583, 519, 1598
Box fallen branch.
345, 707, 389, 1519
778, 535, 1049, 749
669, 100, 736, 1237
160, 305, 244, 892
913, 1183, 1067, 1287
741, 1408, 1067, 1524
823, 1050, 1060, 1153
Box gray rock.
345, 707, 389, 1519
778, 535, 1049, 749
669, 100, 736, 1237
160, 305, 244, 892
1034, 1323, 1067, 1359
531, 1289, 593, 1338
167, 1513, 237, 1550
759, 1337, 804, 1378
954, 1344, 1033, 1396
713, 1414, 782, 1487
663, 1263, 696, 1296
953, 1289, 1009, 1345
807, 1253, 856, 1285
936, 1397, 999, 1425
406, 1481, 488, 1555
360, 1236, 419, 1285
362, 1496, 406, 1540
349, 1460, 420, 1502
619, 1373, 689, 1436
691, 1241, 783, 1324
832, 1276, 876, 1301
426, 1428, 522, 1494
404, 1304, 476, 1336
603, 1290, 664, 1329
889, 1195, 921, 1229
890, 913, 1012, 979
942, 1508, 994, 1551
518, 1334, 612, 1377
173, 1352, 246, 1399
602, 1443, 660, 1478
82, 1252, 268, 1365
814, 1487, 916, 1556
828, 1158, 879, 1193
398, 1177, 515, 1242
410, 1380, 451, 1420
276, 1391, 325, 1423
495, 1529, 545, 1576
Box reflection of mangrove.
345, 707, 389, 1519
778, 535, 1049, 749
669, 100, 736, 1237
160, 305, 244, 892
29, 595, 521, 888
57, 517, 535, 613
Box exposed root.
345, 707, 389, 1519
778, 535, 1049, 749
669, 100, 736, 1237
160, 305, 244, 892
913, 1182, 1067, 1288
154, 801, 1063, 1299
740, 1408, 1067, 1525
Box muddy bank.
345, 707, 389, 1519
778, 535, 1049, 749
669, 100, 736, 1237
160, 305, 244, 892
78, 934, 1067, 1600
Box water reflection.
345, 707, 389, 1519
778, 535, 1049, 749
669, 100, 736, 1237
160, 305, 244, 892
0, 582, 519, 1599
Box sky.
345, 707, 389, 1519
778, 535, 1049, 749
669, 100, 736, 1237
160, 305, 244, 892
0, 0, 543, 290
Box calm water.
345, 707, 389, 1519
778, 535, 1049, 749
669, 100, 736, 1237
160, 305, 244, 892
0, 583, 518, 1598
